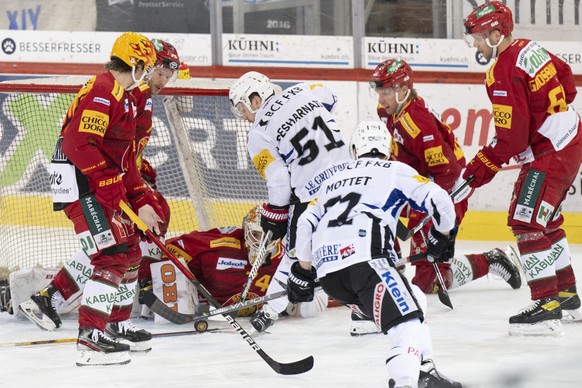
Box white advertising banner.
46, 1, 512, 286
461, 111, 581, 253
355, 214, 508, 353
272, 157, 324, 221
0, 30, 212, 66
222, 33, 353, 68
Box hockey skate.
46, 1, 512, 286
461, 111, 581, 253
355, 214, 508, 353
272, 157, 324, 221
559, 287, 582, 322
486, 247, 522, 289
350, 311, 381, 336
509, 298, 563, 336
18, 284, 63, 331
76, 328, 131, 366
105, 319, 152, 352
418, 359, 463, 388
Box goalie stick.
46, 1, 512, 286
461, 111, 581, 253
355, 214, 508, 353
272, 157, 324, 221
142, 290, 287, 325
121, 202, 313, 375
0, 328, 230, 348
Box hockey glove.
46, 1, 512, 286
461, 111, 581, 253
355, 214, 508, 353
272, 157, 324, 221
140, 159, 157, 189
92, 169, 126, 212
287, 261, 317, 303
463, 149, 502, 188
441, 225, 458, 261
129, 190, 164, 238
260, 203, 289, 241
426, 226, 451, 263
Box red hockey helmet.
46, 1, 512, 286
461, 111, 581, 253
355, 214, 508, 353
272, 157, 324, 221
151, 39, 180, 71
464, 1, 514, 37
369, 59, 413, 90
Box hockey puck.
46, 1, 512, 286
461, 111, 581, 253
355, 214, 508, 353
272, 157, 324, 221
194, 319, 209, 333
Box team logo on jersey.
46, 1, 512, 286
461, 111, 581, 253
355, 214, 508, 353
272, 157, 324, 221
252, 149, 275, 178
424, 146, 449, 167
492, 104, 512, 129
340, 244, 355, 259
210, 237, 241, 249
79, 110, 109, 136
313, 244, 339, 269
536, 201, 554, 227
216, 258, 246, 270
224, 291, 260, 316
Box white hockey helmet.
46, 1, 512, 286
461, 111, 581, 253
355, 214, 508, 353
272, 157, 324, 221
242, 205, 282, 265
349, 121, 391, 159
229, 71, 279, 119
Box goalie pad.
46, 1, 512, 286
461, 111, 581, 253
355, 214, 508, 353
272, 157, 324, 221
9, 268, 59, 319
150, 259, 199, 324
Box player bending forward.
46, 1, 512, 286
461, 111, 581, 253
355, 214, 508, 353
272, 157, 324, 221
287, 122, 462, 387
229, 72, 348, 332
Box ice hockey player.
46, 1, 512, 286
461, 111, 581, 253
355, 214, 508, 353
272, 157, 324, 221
229, 72, 348, 332
464, 1, 582, 335
18, 38, 181, 354
288, 120, 462, 387
21, 32, 162, 366
370, 58, 522, 293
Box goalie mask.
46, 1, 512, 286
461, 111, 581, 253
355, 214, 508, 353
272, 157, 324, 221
243, 205, 281, 265
229, 71, 278, 120
349, 121, 391, 160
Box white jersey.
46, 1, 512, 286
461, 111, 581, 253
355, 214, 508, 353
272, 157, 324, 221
248, 82, 350, 206
296, 158, 456, 278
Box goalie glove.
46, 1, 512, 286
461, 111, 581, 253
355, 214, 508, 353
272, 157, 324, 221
287, 261, 317, 303
260, 203, 289, 241
463, 148, 502, 188
426, 226, 451, 263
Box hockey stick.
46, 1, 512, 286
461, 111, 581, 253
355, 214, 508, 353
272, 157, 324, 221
419, 228, 453, 310
400, 175, 475, 241
0, 328, 230, 348
121, 202, 313, 375
237, 230, 273, 314
142, 289, 288, 325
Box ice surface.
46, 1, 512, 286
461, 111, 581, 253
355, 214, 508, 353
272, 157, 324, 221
1, 241, 581, 388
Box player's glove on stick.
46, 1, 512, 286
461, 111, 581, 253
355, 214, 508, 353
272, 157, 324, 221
92, 168, 126, 212
462, 149, 502, 188
288, 261, 317, 303
441, 224, 458, 261
129, 190, 164, 239
426, 226, 451, 263
260, 203, 289, 240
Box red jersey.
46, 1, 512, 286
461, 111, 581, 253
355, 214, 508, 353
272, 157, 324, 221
483, 39, 581, 165
132, 83, 153, 169
59, 71, 146, 200
378, 96, 465, 192
164, 227, 282, 307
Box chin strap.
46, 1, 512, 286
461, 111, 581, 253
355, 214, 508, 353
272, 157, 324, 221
394, 88, 411, 116
487, 34, 506, 59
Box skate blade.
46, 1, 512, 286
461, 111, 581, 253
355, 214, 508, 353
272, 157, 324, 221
508, 320, 564, 336
119, 339, 152, 353
18, 300, 57, 331
562, 309, 582, 323
76, 350, 131, 366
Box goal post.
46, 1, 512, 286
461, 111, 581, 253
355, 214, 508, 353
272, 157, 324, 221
0, 76, 267, 277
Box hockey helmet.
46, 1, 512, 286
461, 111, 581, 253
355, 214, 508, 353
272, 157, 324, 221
243, 205, 281, 265
349, 121, 391, 160
369, 59, 413, 90
464, 1, 514, 37
151, 39, 180, 71
110, 32, 156, 70
229, 71, 278, 119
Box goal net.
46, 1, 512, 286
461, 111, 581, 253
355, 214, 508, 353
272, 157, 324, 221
0, 76, 267, 278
